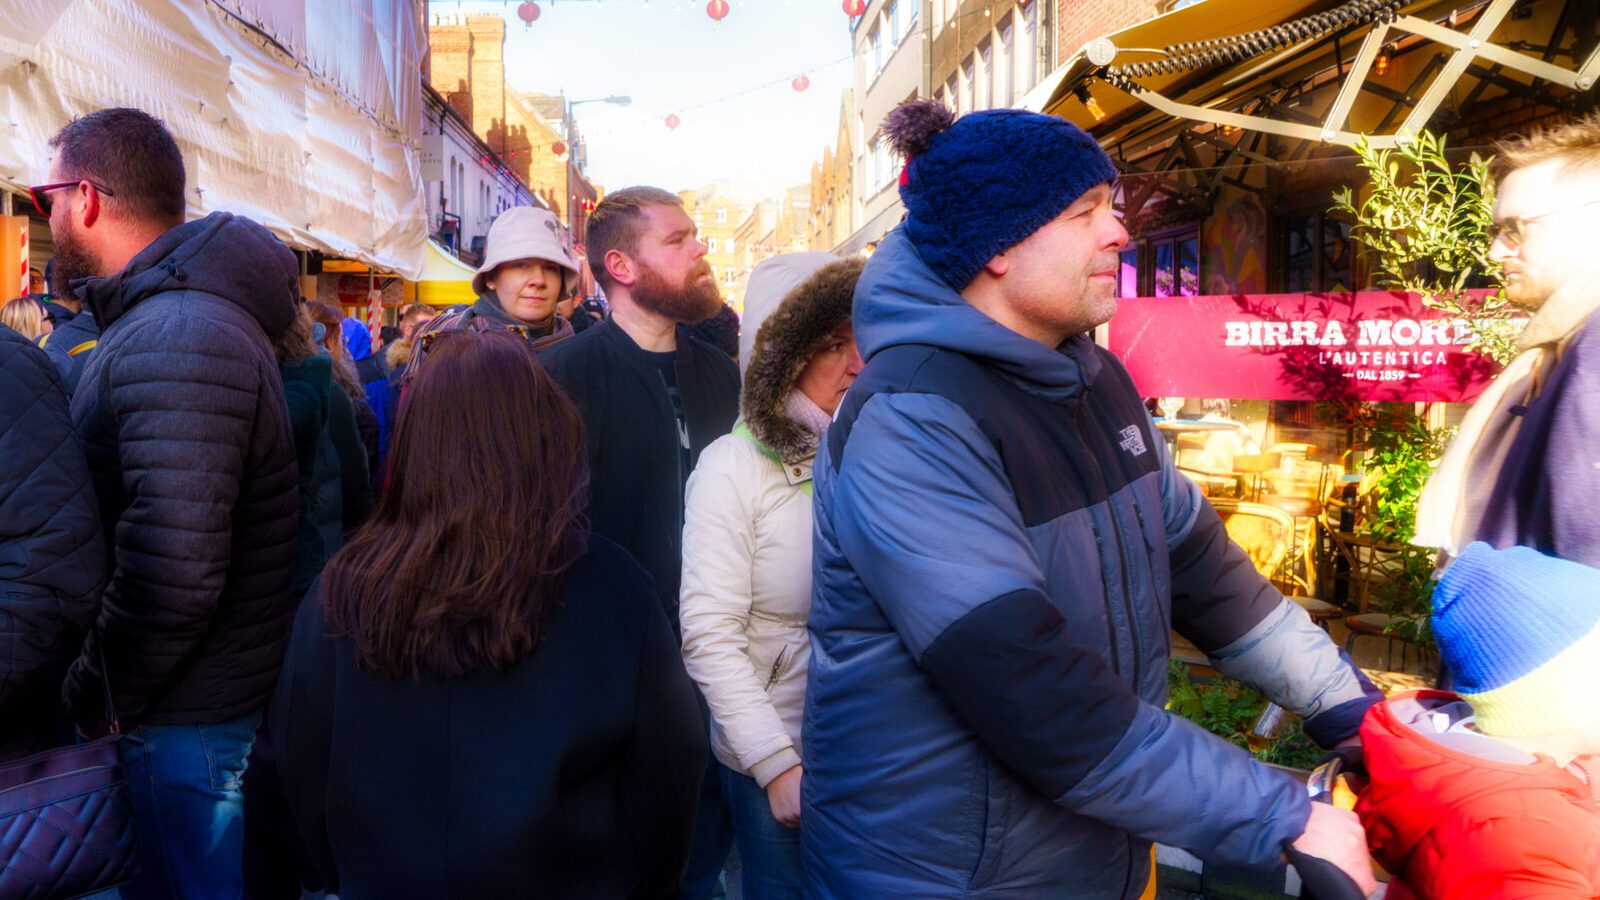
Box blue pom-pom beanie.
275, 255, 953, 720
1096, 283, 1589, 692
898, 108, 1118, 292
1433, 542, 1600, 736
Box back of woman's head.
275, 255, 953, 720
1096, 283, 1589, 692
321, 329, 590, 680
1, 297, 47, 340
305, 300, 364, 400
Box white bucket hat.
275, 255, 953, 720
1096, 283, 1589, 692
471, 206, 581, 297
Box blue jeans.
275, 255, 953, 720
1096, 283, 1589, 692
721, 765, 802, 900
117, 712, 262, 900
681, 755, 736, 900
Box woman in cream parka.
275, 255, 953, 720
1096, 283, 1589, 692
679, 253, 863, 899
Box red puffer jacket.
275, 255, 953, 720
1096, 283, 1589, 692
1357, 690, 1600, 899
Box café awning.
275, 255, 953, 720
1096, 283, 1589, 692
1028, 0, 1600, 151
415, 239, 477, 309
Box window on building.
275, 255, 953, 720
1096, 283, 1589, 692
979, 39, 993, 111
888, 1, 900, 48
1277, 210, 1354, 293
707, 237, 718, 253
870, 25, 882, 75
1121, 228, 1201, 298
1017, 0, 1038, 95
961, 56, 975, 115
999, 19, 1014, 107
716, 207, 728, 223
901, 0, 916, 40
945, 75, 958, 111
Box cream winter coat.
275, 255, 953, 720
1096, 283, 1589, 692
679, 253, 862, 787
680, 428, 817, 785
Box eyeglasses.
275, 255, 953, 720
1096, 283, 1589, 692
1489, 198, 1600, 248
405, 321, 531, 384
28, 180, 116, 217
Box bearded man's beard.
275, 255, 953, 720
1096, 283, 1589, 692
50, 223, 99, 303
631, 260, 723, 324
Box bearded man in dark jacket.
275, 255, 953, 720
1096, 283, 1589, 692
45, 107, 299, 900
540, 186, 739, 899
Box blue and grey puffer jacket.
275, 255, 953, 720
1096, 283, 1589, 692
802, 229, 1381, 898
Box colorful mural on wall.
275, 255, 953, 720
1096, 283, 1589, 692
1202, 186, 1267, 295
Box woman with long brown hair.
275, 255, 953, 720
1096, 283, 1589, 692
271, 329, 706, 899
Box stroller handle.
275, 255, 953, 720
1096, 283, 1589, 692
1290, 754, 1371, 900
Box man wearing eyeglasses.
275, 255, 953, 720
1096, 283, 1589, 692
1416, 114, 1600, 569
40, 107, 300, 898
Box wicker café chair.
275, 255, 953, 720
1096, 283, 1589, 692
1210, 499, 1293, 586
1211, 499, 1335, 627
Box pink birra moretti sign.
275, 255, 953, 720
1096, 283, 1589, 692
1106, 292, 1504, 403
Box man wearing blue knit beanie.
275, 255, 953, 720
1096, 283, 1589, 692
803, 101, 1381, 897
1357, 542, 1600, 896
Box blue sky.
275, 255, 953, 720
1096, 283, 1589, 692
442, 1, 856, 194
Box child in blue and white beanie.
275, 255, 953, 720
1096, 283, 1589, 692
1355, 542, 1600, 896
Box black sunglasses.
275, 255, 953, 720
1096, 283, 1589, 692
28, 179, 116, 217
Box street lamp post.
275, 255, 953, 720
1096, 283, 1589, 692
563, 94, 630, 245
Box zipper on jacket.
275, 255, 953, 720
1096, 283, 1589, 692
1086, 519, 1122, 678
765, 645, 790, 692
1131, 499, 1172, 638
1074, 408, 1141, 690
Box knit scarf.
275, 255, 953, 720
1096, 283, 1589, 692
1414, 281, 1600, 561
784, 389, 833, 444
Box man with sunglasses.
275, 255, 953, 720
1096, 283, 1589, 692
1416, 114, 1600, 569
41, 107, 300, 898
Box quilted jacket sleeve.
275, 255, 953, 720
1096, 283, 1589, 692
829, 392, 1310, 868
71, 314, 270, 720
0, 330, 105, 708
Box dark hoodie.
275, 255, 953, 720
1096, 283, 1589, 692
469, 292, 574, 349
65, 211, 300, 730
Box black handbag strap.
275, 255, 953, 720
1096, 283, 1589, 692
96, 639, 120, 736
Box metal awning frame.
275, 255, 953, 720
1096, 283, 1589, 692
1093, 0, 1600, 150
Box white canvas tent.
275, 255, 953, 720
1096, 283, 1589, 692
0, 0, 429, 279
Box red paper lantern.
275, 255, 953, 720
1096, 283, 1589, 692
664, 113, 681, 130
792, 74, 810, 92
841, 0, 866, 17
706, 0, 729, 22
551, 141, 567, 156
517, 2, 540, 26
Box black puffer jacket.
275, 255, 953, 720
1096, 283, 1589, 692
65, 212, 300, 730
0, 326, 105, 758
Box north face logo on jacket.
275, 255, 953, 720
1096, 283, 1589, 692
1118, 425, 1147, 457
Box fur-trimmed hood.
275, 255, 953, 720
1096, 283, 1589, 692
742, 255, 863, 464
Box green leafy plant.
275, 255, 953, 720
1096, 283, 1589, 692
1166, 659, 1326, 771
1331, 131, 1523, 363
1359, 416, 1454, 650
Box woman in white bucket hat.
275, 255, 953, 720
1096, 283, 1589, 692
465, 206, 582, 349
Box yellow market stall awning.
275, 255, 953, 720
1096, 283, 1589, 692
416, 240, 478, 309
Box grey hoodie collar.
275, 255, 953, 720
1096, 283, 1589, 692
853, 227, 1100, 405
